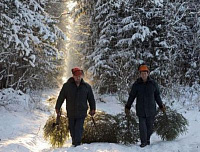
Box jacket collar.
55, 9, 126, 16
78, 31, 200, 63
137, 76, 152, 83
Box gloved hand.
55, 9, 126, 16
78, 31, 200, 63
125, 107, 130, 116
160, 104, 166, 113
89, 109, 95, 116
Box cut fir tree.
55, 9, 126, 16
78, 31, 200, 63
43, 114, 70, 148
154, 106, 188, 141
115, 112, 140, 145
82, 111, 118, 143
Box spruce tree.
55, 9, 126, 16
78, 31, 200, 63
154, 107, 188, 141
0, 0, 65, 90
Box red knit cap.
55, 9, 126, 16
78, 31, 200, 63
71, 67, 83, 76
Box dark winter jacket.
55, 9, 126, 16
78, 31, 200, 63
55, 77, 96, 118
125, 77, 163, 117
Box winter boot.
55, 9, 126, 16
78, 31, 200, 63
140, 143, 147, 148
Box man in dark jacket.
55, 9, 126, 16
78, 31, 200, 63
125, 64, 165, 148
55, 67, 96, 147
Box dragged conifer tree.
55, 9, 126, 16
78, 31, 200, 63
43, 108, 189, 147
82, 111, 140, 144
115, 112, 139, 144
154, 106, 188, 141
43, 114, 70, 148
82, 111, 118, 143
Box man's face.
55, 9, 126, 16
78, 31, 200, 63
73, 75, 83, 84
140, 71, 149, 82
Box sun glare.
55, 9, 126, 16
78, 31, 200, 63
67, 1, 77, 11
61, 1, 78, 84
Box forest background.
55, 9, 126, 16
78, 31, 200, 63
0, 0, 199, 107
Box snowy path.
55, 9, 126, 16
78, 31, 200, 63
0, 108, 50, 151
0, 93, 200, 152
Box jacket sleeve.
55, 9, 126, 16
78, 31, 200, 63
125, 83, 137, 110
154, 81, 163, 108
55, 84, 66, 111
87, 85, 96, 111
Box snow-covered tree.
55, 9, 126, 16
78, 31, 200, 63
86, 0, 120, 93
0, 0, 65, 90
69, 0, 200, 95
85, 0, 170, 93
164, 0, 200, 86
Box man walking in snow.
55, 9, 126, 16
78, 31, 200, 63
55, 67, 96, 147
125, 64, 165, 148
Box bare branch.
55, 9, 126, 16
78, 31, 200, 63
52, 12, 70, 19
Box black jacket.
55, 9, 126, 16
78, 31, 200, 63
125, 77, 163, 117
55, 77, 96, 118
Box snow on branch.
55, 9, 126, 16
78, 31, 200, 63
1, 0, 65, 67
0, 0, 66, 90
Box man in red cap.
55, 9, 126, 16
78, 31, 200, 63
55, 67, 96, 147
125, 63, 165, 148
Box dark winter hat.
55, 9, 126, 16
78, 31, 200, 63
138, 64, 149, 72
71, 67, 83, 76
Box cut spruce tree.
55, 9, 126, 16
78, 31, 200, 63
43, 107, 189, 147
43, 114, 70, 148
115, 112, 140, 144
82, 111, 118, 143
154, 106, 188, 141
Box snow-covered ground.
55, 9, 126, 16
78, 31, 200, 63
0, 89, 200, 152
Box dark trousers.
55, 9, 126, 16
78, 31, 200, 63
138, 116, 155, 144
68, 117, 85, 146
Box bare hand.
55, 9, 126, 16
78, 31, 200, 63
89, 109, 95, 116
125, 108, 130, 116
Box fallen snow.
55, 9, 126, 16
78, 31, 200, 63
0, 89, 200, 152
